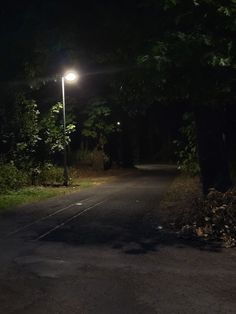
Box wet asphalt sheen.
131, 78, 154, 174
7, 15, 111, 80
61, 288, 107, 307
0, 165, 235, 314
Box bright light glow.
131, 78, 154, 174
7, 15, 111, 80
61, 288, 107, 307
117, 121, 121, 126
64, 71, 79, 82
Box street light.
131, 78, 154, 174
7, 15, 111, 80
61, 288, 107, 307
61, 70, 79, 186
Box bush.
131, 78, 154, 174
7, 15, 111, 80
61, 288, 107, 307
0, 163, 29, 193
174, 112, 200, 176
37, 164, 64, 186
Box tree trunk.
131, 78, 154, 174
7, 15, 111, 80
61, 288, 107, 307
194, 105, 232, 194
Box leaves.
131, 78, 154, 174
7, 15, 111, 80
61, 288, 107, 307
174, 112, 200, 176
82, 100, 116, 150
40, 102, 76, 154
179, 188, 236, 247
3, 95, 42, 167
138, 0, 236, 104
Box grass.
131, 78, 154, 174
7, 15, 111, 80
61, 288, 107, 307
0, 187, 61, 211
0, 167, 132, 211
0, 178, 101, 211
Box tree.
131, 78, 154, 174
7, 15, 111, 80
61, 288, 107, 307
0, 94, 41, 168
82, 100, 118, 169
82, 100, 117, 151
137, 0, 236, 193
39, 102, 76, 158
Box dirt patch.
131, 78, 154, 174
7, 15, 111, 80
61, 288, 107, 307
159, 175, 202, 226
71, 166, 137, 179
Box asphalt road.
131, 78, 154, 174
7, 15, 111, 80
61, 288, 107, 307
0, 165, 235, 314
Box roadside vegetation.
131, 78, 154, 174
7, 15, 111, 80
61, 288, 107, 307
160, 174, 236, 248
160, 116, 236, 248
0, 167, 125, 211
0, 95, 119, 210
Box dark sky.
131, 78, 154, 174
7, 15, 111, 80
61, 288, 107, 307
0, 0, 157, 72
0, 0, 160, 105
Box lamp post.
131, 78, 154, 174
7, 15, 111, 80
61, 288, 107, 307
61, 70, 78, 186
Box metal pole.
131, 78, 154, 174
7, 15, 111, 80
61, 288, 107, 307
62, 77, 69, 186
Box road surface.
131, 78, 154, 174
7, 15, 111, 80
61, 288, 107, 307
0, 165, 235, 313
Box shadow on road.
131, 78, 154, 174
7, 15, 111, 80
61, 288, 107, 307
38, 166, 222, 254
2, 165, 223, 254
42, 216, 222, 254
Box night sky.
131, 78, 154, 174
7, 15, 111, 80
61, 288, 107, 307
0, 1, 151, 77
0, 1, 151, 98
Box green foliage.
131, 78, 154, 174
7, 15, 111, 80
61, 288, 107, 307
0, 187, 61, 211
40, 102, 76, 154
37, 164, 64, 186
0, 162, 29, 193
174, 113, 200, 176
1, 98, 76, 168
0, 97, 78, 192
138, 0, 236, 105
82, 100, 117, 150
8, 95, 41, 168
29, 163, 65, 186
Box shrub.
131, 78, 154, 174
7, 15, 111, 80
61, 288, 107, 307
82, 100, 117, 151
0, 163, 29, 193
38, 164, 64, 186
174, 112, 200, 176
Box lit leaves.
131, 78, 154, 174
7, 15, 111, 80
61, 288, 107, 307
40, 102, 76, 153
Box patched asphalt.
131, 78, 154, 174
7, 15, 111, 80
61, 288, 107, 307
0, 165, 235, 314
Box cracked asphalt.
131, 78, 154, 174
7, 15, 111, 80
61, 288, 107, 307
0, 165, 235, 314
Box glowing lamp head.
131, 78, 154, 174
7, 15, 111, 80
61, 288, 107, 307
64, 71, 79, 82
117, 121, 121, 126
